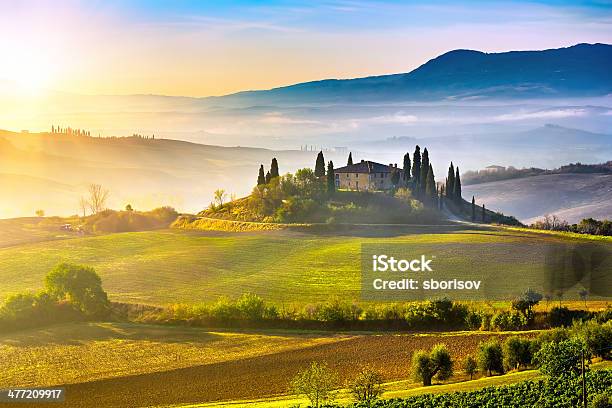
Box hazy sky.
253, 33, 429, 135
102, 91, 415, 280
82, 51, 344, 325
1, 0, 610, 97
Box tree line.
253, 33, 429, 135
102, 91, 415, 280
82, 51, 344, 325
50, 125, 91, 137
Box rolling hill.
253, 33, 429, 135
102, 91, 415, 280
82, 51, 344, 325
216, 43, 612, 105
463, 173, 612, 224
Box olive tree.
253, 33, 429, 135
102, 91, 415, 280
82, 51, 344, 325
290, 361, 337, 408
412, 343, 453, 386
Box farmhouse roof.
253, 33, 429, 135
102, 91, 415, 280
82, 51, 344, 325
335, 160, 398, 174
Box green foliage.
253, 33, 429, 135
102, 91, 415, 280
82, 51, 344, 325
347, 152, 353, 166
348, 366, 385, 406
257, 164, 265, 185
270, 157, 279, 178
503, 336, 533, 371
463, 355, 477, 380
402, 153, 411, 180
534, 338, 585, 377
290, 361, 338, 408
315, 151, 326, 178
419, 148, 430, 194
446, 162, 455, 198
591, 392, 611, 408
327, 161, 336, 194
45, 263, 109, 317
412, 146, 421, 187
572, 320, 612, 359
491, 310, 528, 331
83, 206, 178, 233
341, 370, 612, 408
454, 167, 462, 200
411, 343, 453, 386
478, 339, 504, 376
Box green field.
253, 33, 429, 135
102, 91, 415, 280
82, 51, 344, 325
0, 226, 608, 305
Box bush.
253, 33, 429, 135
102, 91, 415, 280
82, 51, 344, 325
591, 393, 611, 408
572, 320, 612, 360
534, 338, 585, 377
290, 362, 338, 408
491, 310, 528, 331
463, 356, 478, 380
478, 340, 504, 376
347, 366, 384, 406
503, 336, 533, 371
44, 263, 109, 318
411, 344, 453, 386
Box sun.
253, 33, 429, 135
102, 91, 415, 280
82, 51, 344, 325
2, 53, 55, 97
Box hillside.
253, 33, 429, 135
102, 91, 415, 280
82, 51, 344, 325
463, 173, 612, 224
217, 43, 612, 105
0, 130, 343, 218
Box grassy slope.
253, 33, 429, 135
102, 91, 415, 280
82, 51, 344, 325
0, 227, 604, 305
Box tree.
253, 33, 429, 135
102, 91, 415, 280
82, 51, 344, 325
348, 366, 384, 407
482, 204, 486, 222
44, 263, 109, 317
478, 340, 504, 376
87, 184, 109, 214
471, 196, 476, 221
454, 167, 462, 200
412, 344, 453, 386
511, 289, 543, 316
315, 151, 326, 177
347, 152, 353, 166
391, 169, 401, 188
420, 148, 430, 194
125, 204, 133, 211
257, 165, 266, 185
425, 164, 436, 201
403, 153, 411, 181
579, 289, 588, 308
79, 197, 89, 217
290, 361, 338, 408
534, 338, 585, 377
327, 161, 336, 194
463, 356, 478, 380
503, 336, 532, 371
35, 209, 45, 217
265, 170, 272, 184
270, 158, 279, 179
412, 145, 421, 187
213, 189, 227, 207
446, 162, 455, 198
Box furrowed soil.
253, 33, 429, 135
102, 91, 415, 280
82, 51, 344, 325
2, 323, 537, 408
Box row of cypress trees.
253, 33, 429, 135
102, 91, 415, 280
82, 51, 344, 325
257, 158, 280, 185
257, 151, 337, 194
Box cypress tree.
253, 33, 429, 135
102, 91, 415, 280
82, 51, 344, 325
270, 158, 279, 178
482, 204, 486, 223
315, 151, 326, 177
257, 165, 266, 185
446, 162, 455, 198
403, 153, 411, 181
471, 196, 476, 222
420, 148, 430, 194
425, 164, 435, 200
265, 170, 271, 184
327, 161, 335, 194
412, 145, 421, 187
454, 167, 462, 201
347, 152, 353, 166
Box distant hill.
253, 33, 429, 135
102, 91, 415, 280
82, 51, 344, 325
216, 43, 612, 105
462, 173, 612, 224
0, 130, 340, 218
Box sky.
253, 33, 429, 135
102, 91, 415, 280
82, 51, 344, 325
1, 0, 611, 97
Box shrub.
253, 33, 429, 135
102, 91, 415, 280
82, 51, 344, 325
591, 393, 611, 408
465, 310, 482, 330
45, 263, 109, 317
534, 338, 585, 377
411, 344, 453, 386
503, 336, 532, 371
572, 320, 612, 360
347, 366, 384, 406
491, 310, 527, 331
463, 356, 478, 380
478, 340, 504, 376
235, 293, 266, 320
290, 362, 338, 408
